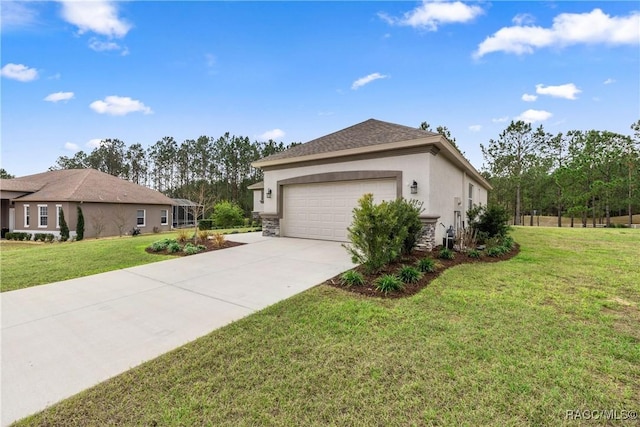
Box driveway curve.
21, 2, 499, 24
1, 233, 354, 426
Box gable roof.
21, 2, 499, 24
1, 169, 175, 205
258, 119, 438, 163
252, 118, 491, 190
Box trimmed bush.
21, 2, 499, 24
341, 270, 365, 287
183, 243, 201, 255
389, 198, 424, 255
167, 242, 181, 253
148, 239, 175, 252
212, 201, 245, 228
374, 274, 404, 294
76, 206, 85, 241
467, 204, 510, 241
416, 257, 437, 273
198, 219, 214, 230
5, 232, 31, 241
397, 265, 423, 284
59, 209, 69, 242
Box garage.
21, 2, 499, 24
282, 179, 397, 241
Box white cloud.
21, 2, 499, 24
474, 8, 640, 58
88, 37, 126, 54
89, 96, 152, 116
351, 72, 388, 90
535, 83, 581, 100
58, 0, 131, 38
259, 129, 286, 141
512, 13, 535, 26
516, 109, 552, 123
0, 0, 39, 30
44, 91, 75, 103
380, 0, 483, 31
522, 93, 538, 102
469, 124, 482, 132
1, 63, 38, 82
603, 78, 616, 85
64, 142, 80, 151
492, 116, 509, 123
86, 139, 102, 148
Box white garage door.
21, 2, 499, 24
282, 179, 397, 241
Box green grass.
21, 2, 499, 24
0, 227, 260, 292
15, 227, 640, 426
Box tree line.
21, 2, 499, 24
50, 135, 298, 215
481, 120, 640, 227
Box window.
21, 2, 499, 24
160, 209, 168, 225
468, 183, 474, 211
38, 205, 48, 228
56, 205, 62, 229
24, 205, 30, 227
136, 209, 146, 227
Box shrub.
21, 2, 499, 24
416, 257, 437, 273
176, 229, 191, 244
167, 242, 181, 253
439, 248, 455, 260
45, 233, 55, 243
467, 204, 510, 241
212, 232, 226, 247
198, 219, 214, 230
148, 239, 175, 252
183, 243, 201, 255
487, 246, 507, 257
197, 229, 210, 244
375, 274, 404, 294
212, 201, 245, 228
76, 206, 84, 241
502, 235, 515, 250
389, 198, 424, 255
340, 270, 365, 287
197, 244, 207, 251
59, 209, 69, 242
397, 265, 423, 284
467, 249, 481, 259
343, 194, 404, 274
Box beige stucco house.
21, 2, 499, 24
0, 169, 175, 239
250, 119, 491, 249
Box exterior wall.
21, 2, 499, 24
252, 189, 264, 219
262, 152, 432, 230
12, 201, 172, 239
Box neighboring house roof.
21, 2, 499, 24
1, 169, 175, 205
247, 181, 264, 190
252, 118, 491, 190
172, 198, 201, 206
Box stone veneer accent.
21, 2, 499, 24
260, 214, 280, 237
416, 215, 439, 251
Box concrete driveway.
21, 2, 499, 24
1, 233, 354, 426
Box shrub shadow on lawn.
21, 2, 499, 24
325, 244, 520, 299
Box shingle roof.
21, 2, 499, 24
1, 169, 175, 205
259, 119, 437, 162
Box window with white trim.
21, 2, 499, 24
24, 205, 30, 227
136, 209, 146, 227
38, 205, 48, 228
468, 183, 474, 211
56, 205, 62, 229
160, 209, 168, 225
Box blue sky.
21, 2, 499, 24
2, 1, 639, 177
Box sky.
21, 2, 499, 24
2, 0, 639, 178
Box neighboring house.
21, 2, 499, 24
250, 119, 491, 249
247, 181, 264, 220
0, 169, 175, 239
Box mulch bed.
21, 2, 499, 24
325, 243, 520, 299
145, 239, 245, 257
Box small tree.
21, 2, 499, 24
59, 208, 70, 242
76, 206, 85, 241
389, 198, 424, 254
343, 194, 404, 274
467, 204, 510, 241
212, 201, 244, 228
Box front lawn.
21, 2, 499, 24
0, 228, 260, 292
15, 227, 640, 426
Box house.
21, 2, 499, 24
247, 181, 264, 220
0, 169, 175, 239
250, 119, 491, 249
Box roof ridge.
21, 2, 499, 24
66, 169, 93, 201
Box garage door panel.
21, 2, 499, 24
282, 179, 396, 242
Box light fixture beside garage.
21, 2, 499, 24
266, 188, 272, 198
410, 180, 418, 194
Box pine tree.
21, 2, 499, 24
76, 206, 85, 241
59, 209, 70, 242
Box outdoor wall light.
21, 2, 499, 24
266, 188, 272, 198
410, 180, 418, 194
